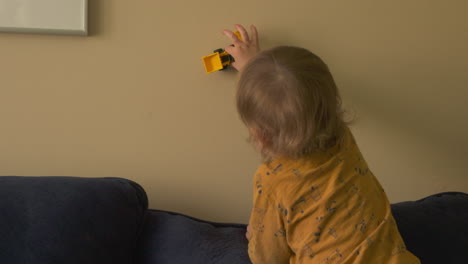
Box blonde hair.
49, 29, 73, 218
236, 46, 347, 161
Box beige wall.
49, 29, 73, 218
1, 0, 467, 223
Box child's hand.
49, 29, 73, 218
222, 24, 260, 72
246, 224, 252, 241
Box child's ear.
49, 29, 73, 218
250, 127, 270, 149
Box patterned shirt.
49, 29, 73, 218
247, 128, 421, 264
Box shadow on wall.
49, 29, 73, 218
87, 0, 104, 36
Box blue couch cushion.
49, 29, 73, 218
137, 209, 251, 264
0, 176, 148, 264
391, 192, 468, 264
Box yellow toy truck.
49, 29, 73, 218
202, 31, 242, 74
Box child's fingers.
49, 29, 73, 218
222, 30, 242, 45
235, 24, 250, 43
250, 25, 259, 47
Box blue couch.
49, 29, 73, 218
0, 176, 466, 264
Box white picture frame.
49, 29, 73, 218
0, 0, 88, 35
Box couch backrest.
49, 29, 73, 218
0, 176, 148, 264
391, 192, 468, 264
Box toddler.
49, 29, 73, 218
222, 24, 421, 264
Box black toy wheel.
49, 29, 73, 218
213, 48, 224, 53
220, 55, 231, 63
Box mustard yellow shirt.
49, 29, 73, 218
248, 128, 421, 264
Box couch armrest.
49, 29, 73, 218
0, 176, 148, 264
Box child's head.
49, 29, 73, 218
236, 46, 346, 161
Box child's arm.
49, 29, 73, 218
222, 24, 260, 72
248, 192, 292, 263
